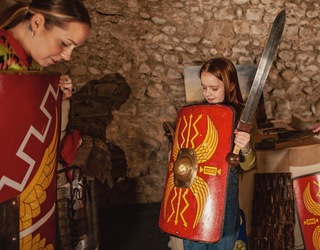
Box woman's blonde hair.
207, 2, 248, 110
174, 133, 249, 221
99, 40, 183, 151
0, 0, 91, 30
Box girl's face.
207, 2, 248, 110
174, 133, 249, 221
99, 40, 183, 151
30, 19, 89, 67
201, 72, 225, 104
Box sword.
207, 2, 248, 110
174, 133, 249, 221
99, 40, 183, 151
227, 9, 286, 166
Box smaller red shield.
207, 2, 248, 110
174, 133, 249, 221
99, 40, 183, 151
293, 172, 320, 249
159, 103, 236, 243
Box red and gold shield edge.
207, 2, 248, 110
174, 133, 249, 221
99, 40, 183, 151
159, 104, 236, 243
293, 172, 320, 250
0, 71, 61, 249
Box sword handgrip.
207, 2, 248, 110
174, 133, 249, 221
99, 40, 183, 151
226, 121, 253, 167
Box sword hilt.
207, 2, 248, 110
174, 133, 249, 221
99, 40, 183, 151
226, 121, 254, 167
237, 121, 254, 133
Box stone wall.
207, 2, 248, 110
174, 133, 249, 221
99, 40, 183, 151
3, 0, 320, 206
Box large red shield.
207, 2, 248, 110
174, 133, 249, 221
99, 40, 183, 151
159, 104, 235, 243
293, 172, 320, 250
0, 71, 61, 249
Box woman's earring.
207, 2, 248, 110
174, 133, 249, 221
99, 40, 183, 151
28, 24, 35, 37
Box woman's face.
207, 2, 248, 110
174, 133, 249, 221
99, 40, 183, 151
201, 72, 225, 104
30, 21, 89, 67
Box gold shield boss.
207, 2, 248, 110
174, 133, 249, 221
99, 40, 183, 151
159, 104, 236, 243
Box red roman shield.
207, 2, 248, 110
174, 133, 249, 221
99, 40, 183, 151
0, 71, 61, 249
159, 104, 235, 243
293, 172, 320, 250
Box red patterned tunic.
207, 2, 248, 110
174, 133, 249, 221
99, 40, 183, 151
0, 29, 40, 70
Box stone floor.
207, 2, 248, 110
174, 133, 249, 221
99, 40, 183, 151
99, 203, 171, 250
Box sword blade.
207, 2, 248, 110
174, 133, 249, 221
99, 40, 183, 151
227, 9, 286, 166
241, 9, 286, 124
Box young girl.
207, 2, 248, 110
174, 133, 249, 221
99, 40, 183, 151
171, 57, 256, 250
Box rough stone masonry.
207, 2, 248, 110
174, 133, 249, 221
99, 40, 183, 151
3, 0, 320, 206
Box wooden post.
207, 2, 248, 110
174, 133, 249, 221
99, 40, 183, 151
250, 173, 294, 250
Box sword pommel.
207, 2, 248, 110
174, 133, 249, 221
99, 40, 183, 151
226, 152, 240, 167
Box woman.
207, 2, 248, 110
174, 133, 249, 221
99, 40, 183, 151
0, 0, 91, 97
0, 0, 91, 248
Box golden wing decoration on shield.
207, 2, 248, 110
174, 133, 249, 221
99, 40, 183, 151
189, 176, 210, 228
194, 115, 218, 164
20, 233, 54, 250
172, 115, 218, 162
19, 109, 59, 249
312, 227, 320, 250
302, 181, 320, 249
303, 182, 320, 216
164, 114, 218, 228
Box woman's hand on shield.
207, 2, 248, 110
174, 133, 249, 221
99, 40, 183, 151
59, 75, 73, 100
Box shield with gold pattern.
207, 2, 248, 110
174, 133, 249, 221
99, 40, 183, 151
0, 71, 61, 249
293, 172, 320, 250
159, 103, 236, 243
